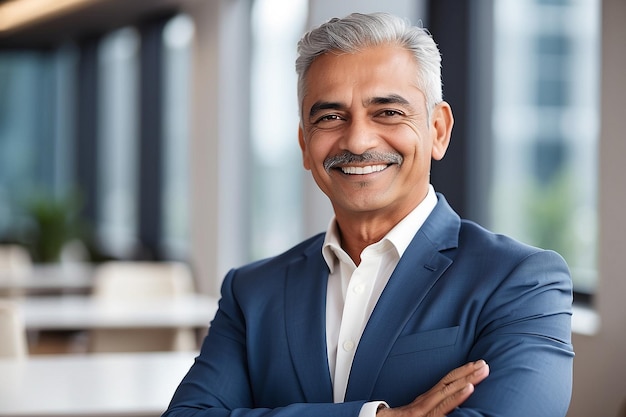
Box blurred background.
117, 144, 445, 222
0, 0, 624, 416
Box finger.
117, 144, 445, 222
427, 382, 475, 417
419, 361, 489, 414
439, 361, 489, 397
467, 360, 489, 386
406, 380, 474, 417
440, 360, 488, 387
402, 361, 489, 416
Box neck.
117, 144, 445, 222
332, 186, 431, 265
334, 211, 405, 266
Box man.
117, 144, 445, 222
163, 12, 574, 417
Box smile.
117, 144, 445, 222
340, 164, 388, 175
323, 151, 403, 174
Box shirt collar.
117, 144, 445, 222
322, 185, 438, 272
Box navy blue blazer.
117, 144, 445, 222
163, 194, 574, 416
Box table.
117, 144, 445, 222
0, 351, 196, 417
18, 294, 219, 331
0, 264, 93, 296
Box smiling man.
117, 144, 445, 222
298, 44, 452, 265
163, 12, 574, 417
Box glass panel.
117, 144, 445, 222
0, 47, 77, 260
490, 0, 600, 293
0, 53, 45, 241
97, 28, 140, 257
249, 0, 308, 260
161, 14, 194, 258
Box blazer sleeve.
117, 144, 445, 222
161, 268, 366, 417
451, 249, 574, 417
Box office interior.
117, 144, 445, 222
0, 0, 624, 416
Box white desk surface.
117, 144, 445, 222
0, 351, 196, 417
0, 264, 93, 294
18, 294, 219, 331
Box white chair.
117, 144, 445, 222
0, 245, 33, 298
89, 261, 197, 353
92, 261, 195, 300
0, 244, 33, 278
0, 245, 32, 271
0, 300, 28, 358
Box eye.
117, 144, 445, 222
378, 109, 404, 117
316, 114, 343, 123
373, 109, 407, 125
311, 113, 346, 129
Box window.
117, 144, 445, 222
95, 15, 193, 261
0, 46, 77, 260
1, 10, 195, 263
96, 27, 141, 257
535, 34, 570, 107
249, 0, 308, 260
490, 0, 600, 294
161, 14, 194, 258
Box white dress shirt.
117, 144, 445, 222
322, 186, 438, 415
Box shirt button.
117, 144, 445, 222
343, 340, 355, 352
353, 284, 365, 294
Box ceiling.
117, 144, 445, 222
0, 0, 195, 49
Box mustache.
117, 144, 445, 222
323, 151, 403, 173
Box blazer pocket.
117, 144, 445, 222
389, 326, 460, 357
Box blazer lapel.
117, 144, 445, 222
284, 238, 334, 403
344, 194, 461, 401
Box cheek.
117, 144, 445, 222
308, 149, 330, 174
300, 140, 324, 173
303, 132, 333, 165
387, 124, 427, 157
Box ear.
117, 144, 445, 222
298, 125, 312, 170
430, 101, 454, 161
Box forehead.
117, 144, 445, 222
302, 45, 422, 107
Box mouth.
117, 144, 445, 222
340, 164, 389, 175
324, 151, 403, 174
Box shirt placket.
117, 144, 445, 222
333, 250, 381, 402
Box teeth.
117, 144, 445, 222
341, 164, 387, 175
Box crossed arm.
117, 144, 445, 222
162, 251, 573, 417
376, 360, 490, 417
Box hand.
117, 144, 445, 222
378, 360, 490, 417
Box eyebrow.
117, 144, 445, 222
364, 94, 411, 107
308, 94, 413, 119
308, 101, 346, 119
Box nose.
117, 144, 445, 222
339, 116, 378, 155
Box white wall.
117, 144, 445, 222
568, 0, 626, 415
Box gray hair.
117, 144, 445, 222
296, 12, 443, 118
